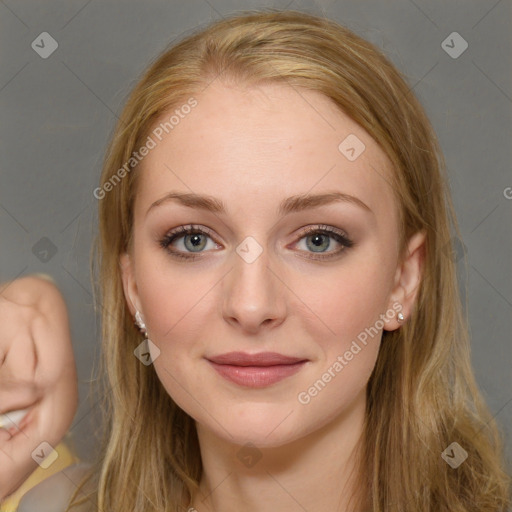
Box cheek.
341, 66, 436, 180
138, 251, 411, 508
293, 268, 386, 413
289, 253, 394, 397
134, 251, 217, 363
294, 258, 393, 344
136, 249, 198, 324
135, 262, 212, 408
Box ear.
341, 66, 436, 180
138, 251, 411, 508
119, 252, 141, 318
384, 230, 426, 331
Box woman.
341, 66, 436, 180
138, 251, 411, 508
21, 8, 511, 512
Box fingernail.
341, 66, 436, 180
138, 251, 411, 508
0, 408, 29, 429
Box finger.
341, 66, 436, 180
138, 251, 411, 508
1, 333, 37, 384
0, 411, 40, 500
30, 299, 75, 389
0, 383, 40, 416
0, 384, 77, 500
0, 299, 35, 373
0, 408, 30, 430
0, 339, 40, 414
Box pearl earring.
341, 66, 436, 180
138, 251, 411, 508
133, 310, 160, 365
134, 310, 147, 335
397, 312, 405, 323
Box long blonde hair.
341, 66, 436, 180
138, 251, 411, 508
69, 9, 511, 511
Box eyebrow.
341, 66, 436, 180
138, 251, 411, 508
146, 190, 373, 217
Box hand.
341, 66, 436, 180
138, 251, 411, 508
0, 275, 78, 500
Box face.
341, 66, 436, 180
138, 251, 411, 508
120, 81, 425, 448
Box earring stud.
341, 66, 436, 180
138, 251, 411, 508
397, 312, 405, 323
134, 310, 147, 334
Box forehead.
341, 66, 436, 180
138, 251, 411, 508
134, 81, 397, 222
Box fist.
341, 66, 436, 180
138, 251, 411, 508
0, 274, 78, 500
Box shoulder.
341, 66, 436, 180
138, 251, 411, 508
17, 463, 96, 512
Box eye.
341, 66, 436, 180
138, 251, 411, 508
159, 225, 220, 260
292, 225, 354, 260
159, 224, 354, 262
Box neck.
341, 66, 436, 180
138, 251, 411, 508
190, 387, 367, 512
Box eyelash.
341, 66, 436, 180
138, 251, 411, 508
158, 224, 354, 261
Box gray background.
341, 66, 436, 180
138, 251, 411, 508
1, 0, 511, 469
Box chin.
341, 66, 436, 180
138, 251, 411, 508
221, 427, 303, 449
204, 408, 309, 449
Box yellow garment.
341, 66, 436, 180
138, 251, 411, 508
0, 441, 78, 512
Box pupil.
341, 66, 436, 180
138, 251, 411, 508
307, 233, 329, 252
191, 234, 202, 246
185, 233, 206, 252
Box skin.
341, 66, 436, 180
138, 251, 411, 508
0, 275, 78, 500
120, 81, 425, 512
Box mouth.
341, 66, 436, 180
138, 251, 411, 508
206, 351, 308, 388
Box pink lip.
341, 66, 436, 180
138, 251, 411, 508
207, 351, 306, 366
206, 352, 308, 388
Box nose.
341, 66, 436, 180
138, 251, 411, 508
221, 245, 287, 334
